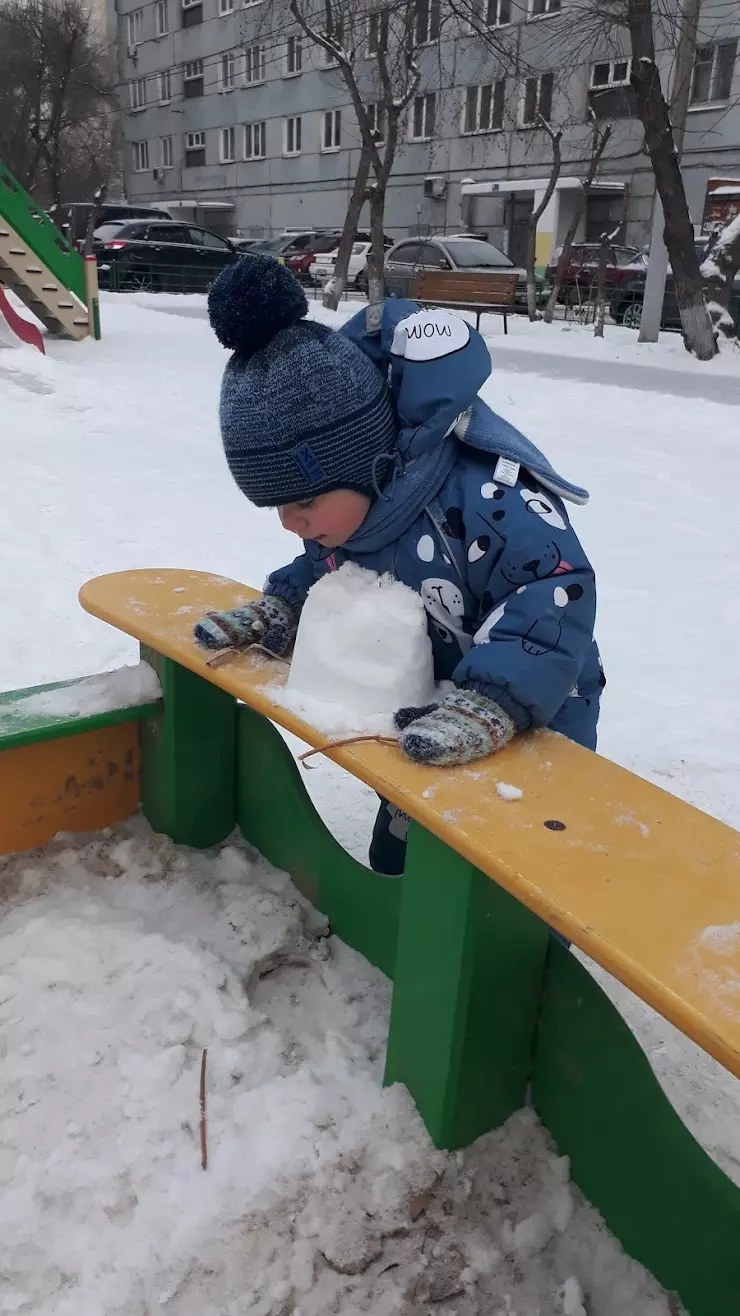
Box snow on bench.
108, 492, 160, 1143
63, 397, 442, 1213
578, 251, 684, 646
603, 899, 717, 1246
0, 663, 162, 750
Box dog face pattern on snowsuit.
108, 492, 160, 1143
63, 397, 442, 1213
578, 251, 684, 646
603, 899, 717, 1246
266, 447, 603, 750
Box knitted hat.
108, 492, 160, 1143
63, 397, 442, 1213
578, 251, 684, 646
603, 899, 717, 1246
208, 257, 397, 508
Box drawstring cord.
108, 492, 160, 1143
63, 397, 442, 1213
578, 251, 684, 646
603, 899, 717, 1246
371, 448, 404, 503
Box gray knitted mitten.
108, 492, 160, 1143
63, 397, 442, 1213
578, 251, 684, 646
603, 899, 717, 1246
395, 689, 516, 767
194, 595, 298, 655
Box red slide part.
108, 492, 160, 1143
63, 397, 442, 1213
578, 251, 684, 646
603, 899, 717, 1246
0, 286, 45, 354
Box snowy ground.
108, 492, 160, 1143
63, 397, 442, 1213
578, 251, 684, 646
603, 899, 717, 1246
2, 293, 740, 1313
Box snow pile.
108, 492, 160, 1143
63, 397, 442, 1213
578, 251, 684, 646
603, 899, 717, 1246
0, 821, 675, 1316
0, 663, 161, 729
276, 564, 435, 734
496, 782, 523, 802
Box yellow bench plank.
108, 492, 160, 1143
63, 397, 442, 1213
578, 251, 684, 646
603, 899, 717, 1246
79, 569, 740, 1080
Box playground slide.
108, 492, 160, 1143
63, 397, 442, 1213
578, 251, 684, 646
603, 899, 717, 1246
0, 161, 89, 342
0, 287, 45, 353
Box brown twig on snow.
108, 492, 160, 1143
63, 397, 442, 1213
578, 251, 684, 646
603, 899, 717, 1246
199, 1047, 208, 1171
298, 735, 398, 768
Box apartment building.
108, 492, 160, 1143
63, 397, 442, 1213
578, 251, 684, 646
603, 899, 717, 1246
116, 0, 740, 262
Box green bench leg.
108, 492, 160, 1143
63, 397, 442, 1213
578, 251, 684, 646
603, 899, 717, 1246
139, 648, 236, 847
384, 822, 550, 1150
236, 704, 401, 979
533, 940, 740, 1316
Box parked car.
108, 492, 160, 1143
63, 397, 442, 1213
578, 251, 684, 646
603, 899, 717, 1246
384, 235, 546, 308
310, 241, 372, 291
249, 231, 341, 279
94, 219, 239, 292
62, 200, 171, 249
610, 237, 740, 330
230, 236, 261, 255
545, 243, 645, 299
310, 235, 395, 291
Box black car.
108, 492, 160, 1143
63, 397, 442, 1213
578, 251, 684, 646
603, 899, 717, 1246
610, 239, 740, 330
94, 219, 239, 292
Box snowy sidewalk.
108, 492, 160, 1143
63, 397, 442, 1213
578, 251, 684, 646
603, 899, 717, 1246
138, 291, 740, 403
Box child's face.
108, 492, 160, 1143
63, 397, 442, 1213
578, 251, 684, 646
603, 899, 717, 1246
278, 490, 371, 548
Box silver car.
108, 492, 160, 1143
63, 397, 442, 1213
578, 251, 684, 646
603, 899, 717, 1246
384, 234, 545, 308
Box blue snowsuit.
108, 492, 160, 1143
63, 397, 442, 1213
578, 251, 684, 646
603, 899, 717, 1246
265, 301, 603, 873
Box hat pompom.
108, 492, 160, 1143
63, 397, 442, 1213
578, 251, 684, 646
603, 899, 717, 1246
208, 254, 309, 356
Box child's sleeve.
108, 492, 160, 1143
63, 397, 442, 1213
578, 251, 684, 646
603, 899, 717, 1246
452, 492, 597, 732
263, 552, 321, 614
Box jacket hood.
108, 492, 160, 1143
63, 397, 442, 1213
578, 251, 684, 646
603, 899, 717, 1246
340, 299, 589, 506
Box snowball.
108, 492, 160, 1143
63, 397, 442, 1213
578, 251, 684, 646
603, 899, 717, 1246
496, 782, 523, 802
278, 564, 435, 734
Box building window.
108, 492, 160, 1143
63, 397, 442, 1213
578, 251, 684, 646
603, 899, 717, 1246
220, 126, 236, 162
155, 0, 169, 35
132, 140, 149, 172
130, 78, 147, 110
529, 0, 560, 15
322, 108, 342, 151
588, 58, 636, 117
463, 80, 505, 133
184, 58, 204, 97
285, 34, 303, 75
127, 8, 143, 45
414, 0, 440, 44
158, 70, 172, 103
367, 11, 381, 53
284, 115, 302, 155
181, 0, 202, 28
590, 58, 631, 89
219, 0, 234, 12
221, 52, 237, 90
691, 41, 737, 105
160, 136, 174, 169
185, 129, 206, 166
411, 92, 436, 139
244, 43, 266, 84
484, 0, 511, 24
366, 101, 385, 144
244, 121, 266, 159
521, 72, 554, 124
320, 26, 343, 65
244, 0, 262, 7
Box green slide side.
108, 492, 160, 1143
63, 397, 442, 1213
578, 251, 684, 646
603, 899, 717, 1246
0, 161, 86, 303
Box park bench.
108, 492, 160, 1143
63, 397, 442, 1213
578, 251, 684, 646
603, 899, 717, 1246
411, 269, 519, 333
2, 565, 740, 1316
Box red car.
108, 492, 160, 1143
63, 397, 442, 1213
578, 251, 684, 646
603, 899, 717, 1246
546, 243, 645, 299
249, 232, 342, 280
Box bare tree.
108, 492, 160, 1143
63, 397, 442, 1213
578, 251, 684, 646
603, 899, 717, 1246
285, 0, 425, 302
700, 215, 740, 340
627, 0, 716, 358
0, 0, 117, 211
524, 117, 563, 321
543, 118, 612, 323
323, 147, 373, 310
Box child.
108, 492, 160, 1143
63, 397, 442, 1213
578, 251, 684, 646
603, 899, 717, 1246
196, 257, 603, 875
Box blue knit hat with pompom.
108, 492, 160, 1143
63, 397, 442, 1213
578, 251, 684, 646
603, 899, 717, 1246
208, 256, 397, 508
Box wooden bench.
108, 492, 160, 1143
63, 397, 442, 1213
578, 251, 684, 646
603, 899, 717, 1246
412, 269, 519, 333
2, 565, 739, 1315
